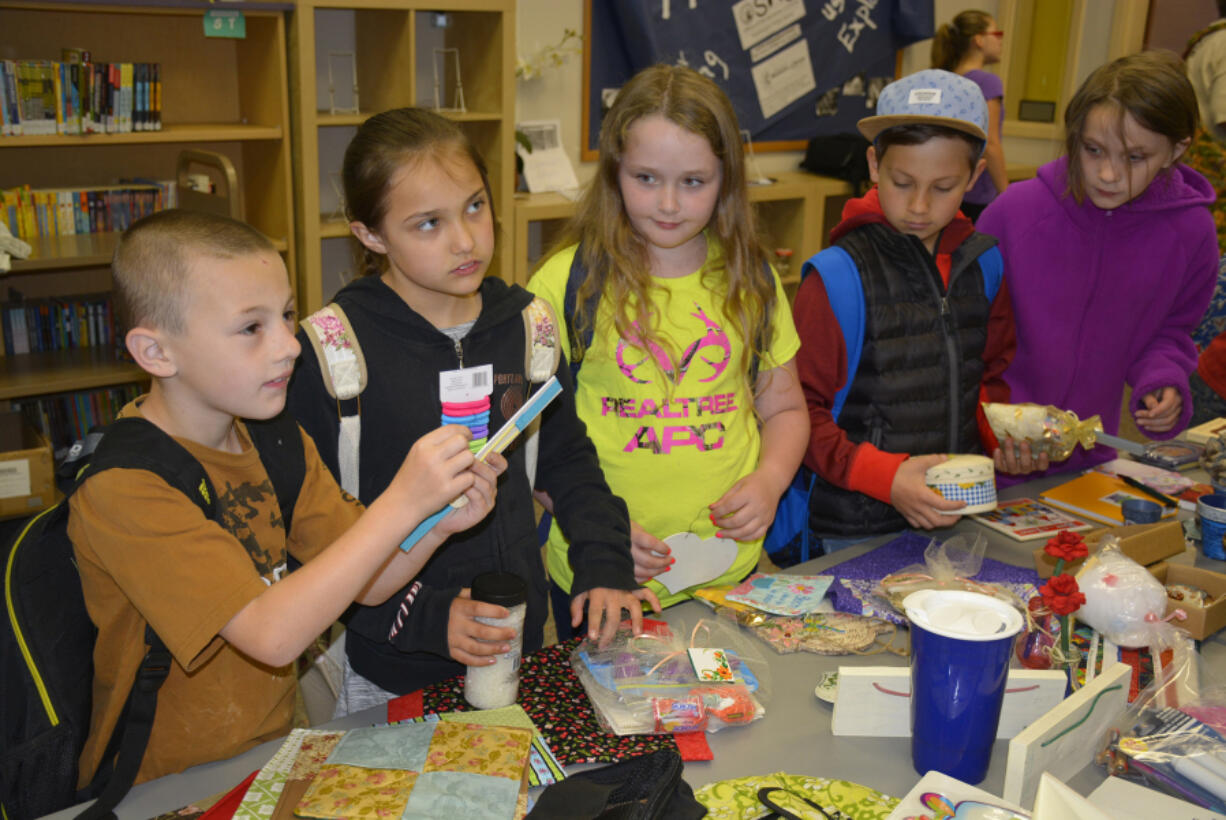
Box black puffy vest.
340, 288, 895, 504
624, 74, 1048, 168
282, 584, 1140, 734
808, 223, 998, 537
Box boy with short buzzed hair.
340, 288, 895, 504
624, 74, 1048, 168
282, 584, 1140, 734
793, 69, 1017, 548
69, 209, 504, 785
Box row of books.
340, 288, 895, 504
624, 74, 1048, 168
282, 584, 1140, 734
17, 383, 142, 452
1, 54, 162, 137
2, 296, 118, 356
2, 182, 175, 241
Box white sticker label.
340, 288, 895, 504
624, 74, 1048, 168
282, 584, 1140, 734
908, 88, 942, 105
751, 38, 816, 120
439, 364, 494, 403
0, 458, 32, 499
732, 0, 806, 50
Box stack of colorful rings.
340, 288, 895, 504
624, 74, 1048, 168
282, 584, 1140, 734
441, 397, 491, 454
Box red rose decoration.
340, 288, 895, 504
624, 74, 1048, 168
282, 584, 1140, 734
1040, 573, 1086, 616
1044, 531, 1089, 563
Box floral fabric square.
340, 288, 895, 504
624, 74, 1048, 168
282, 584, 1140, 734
294, 764, 418, 819
422, 722, 533, 779
328, 723, 435, 771
287, 731, 345, 780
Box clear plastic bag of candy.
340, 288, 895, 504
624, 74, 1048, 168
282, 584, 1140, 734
569, 616, 770, 735
982, 402, 1103, 462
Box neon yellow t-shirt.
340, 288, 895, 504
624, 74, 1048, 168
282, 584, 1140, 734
528, 239, 800, 607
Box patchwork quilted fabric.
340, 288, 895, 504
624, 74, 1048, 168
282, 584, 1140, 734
294, 722, 533, 820
395, 706, 566, 787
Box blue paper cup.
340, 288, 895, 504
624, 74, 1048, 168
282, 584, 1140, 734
903, 590, 1024, 784
1199, 494, 1226, 561
1121, 498, 1162, 525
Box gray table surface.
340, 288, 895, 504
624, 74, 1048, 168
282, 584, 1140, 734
47, 474, 1226, 818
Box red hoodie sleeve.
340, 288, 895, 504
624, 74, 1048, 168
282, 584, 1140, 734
976, 276, 1016, 450
793, 272, 908, 504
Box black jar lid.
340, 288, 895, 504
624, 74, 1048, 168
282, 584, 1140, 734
471, 572, 527, 607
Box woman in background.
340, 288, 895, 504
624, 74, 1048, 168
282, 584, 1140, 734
932, 9, 1008, 220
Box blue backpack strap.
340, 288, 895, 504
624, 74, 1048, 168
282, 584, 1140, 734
765, 247, 864, 563
801, 246, 865, 423
977, 244, 1003, 304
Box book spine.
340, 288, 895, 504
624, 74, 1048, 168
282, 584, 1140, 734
120, 62, 132, 134
10, 306, 28, 355
52, 60, 64, 136
0, 62, 9, 137
152, 63, 161, 131
1, 307, 12, 357
106, 62, 117, 133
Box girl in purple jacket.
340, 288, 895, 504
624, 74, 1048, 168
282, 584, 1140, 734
979, 51, 1217, 478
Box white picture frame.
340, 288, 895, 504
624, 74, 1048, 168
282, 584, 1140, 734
830, 666, 1068, 738
1003, 662, 1132, 808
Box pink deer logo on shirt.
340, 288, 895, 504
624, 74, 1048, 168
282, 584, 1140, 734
615, 303, 731, 385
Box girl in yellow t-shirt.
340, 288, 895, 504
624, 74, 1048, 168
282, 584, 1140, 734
528, 65, 808, 631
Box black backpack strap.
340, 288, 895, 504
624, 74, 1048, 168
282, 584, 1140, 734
76, 626, 171, 820
245, 411, 307, 534
72, 418, 213, 820
748, 259, 773, 388
80, 418, 218, 517
563, 244, 600, 385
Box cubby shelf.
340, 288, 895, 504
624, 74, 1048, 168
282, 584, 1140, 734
290, 0, 516, 312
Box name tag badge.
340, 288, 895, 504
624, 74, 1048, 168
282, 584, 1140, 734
439, 364, 494, 403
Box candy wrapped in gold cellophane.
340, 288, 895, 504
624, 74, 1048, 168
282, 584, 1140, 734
982, 402, 1102, 462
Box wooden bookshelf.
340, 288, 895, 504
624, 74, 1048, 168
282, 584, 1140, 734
0, 348, 146, 401
0, 0, 294, 433
290, 0, 517, 313
511, 170, 854, 296
6, 231, 289, 276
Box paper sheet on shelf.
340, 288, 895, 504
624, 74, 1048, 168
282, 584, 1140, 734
516, 119, 580, 195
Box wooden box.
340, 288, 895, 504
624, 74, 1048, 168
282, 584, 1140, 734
1032, 519, 1186, 579
1148, 562, 1226, 640
0, 413, 55, 520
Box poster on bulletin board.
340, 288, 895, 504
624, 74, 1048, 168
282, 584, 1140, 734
583, 0, 935, 159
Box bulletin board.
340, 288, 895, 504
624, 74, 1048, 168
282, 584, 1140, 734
582, 0, 935, 160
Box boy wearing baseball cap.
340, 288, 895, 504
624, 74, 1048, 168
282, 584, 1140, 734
792, 69, 1017, 548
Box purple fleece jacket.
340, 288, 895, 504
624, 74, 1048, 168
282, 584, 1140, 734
977, 157, 1217, 479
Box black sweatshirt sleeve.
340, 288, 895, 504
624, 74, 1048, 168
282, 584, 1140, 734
537, 351, 637, 596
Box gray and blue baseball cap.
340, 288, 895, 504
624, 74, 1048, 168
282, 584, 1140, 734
858, 69, 988, 143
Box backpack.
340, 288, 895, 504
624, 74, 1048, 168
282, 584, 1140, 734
1, 412, 305, 820
763, 243, 1005, 565
299, 297, 562, 498
799, 133, 873, 196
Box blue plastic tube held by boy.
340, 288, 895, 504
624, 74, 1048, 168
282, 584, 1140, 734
399, 377, 562, 551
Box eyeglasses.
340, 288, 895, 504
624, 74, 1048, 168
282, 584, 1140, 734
987, 30, 1005, 38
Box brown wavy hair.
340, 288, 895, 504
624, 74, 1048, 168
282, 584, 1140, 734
1063, 51, 1198, 203
556, 64, 774, 392
931, 10, 992, 72
342, 107, 493, 276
